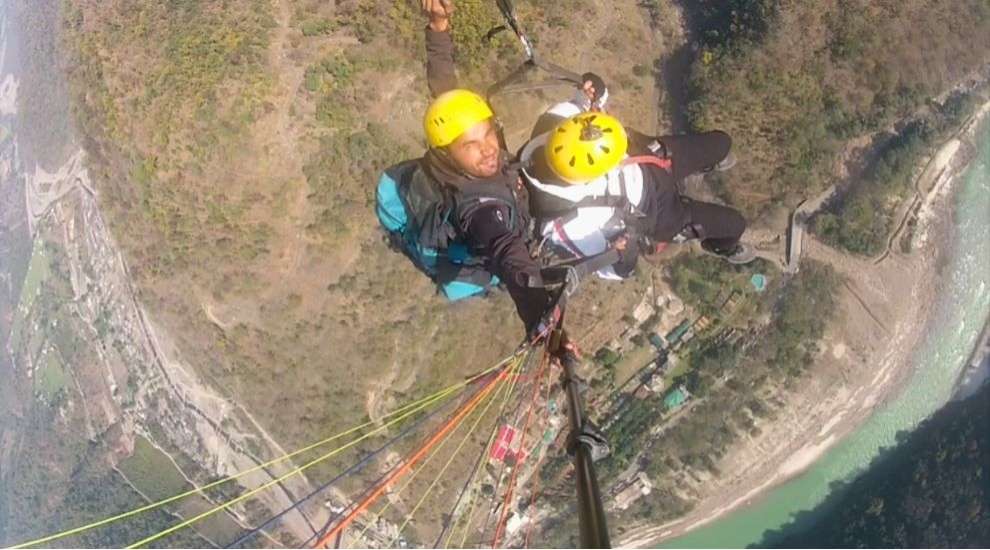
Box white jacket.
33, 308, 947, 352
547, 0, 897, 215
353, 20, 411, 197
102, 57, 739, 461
520, 132, 645, 280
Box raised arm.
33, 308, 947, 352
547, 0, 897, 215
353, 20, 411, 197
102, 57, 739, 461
422, 0, 458, 97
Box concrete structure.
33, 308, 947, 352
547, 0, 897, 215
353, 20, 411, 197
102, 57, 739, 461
647, 372, 665, 393
632, 299, 655, 324
614, 472, 654, 510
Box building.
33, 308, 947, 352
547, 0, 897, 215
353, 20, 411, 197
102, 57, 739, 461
647, 372, 665, 393
665, 319, 691, 346
692, 315, 714, 333
721, 290, 743, 314
505, 514, 527, 536
664, 386, 690, 410
614, 472, 654, 510
648, 332, 665, 349
491, 425, 518, 462
632, 299, 655, 324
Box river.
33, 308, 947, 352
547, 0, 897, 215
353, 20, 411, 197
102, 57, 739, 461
661, 122, 990, 548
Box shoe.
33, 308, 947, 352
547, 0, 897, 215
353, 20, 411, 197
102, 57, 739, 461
702, 241, 756, 264
713, 152, 737, 172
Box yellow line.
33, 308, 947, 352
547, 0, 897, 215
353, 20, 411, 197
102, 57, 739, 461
11, 355, 517, 549
388, 357, 513, 547
125, 387, 463, 548
451, 349, 532, 548
354, 359, 517, 544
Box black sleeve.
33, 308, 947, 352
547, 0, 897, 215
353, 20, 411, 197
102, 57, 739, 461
425, 27, 458, 97
465, 205, 551, 333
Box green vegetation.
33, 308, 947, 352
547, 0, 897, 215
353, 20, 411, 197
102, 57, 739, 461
118, 437, 192, 502
611, 345, 655, 389
812, 92, 980, 255
35, 352, 67, 403
63, 0, 277, 276
769, 383, 990, 547
9, 240, 51, 352
51, 0, 990, 544
581, 258, 839, 527
0, 397, 209, 548
667, 254, 770, 322
687, 0, 990, 216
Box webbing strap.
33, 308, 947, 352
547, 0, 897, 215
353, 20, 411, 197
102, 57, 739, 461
533, 248, 622, 288
624, 154, 672, 172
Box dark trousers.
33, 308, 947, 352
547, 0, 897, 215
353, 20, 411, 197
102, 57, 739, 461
637, 131, 746, 253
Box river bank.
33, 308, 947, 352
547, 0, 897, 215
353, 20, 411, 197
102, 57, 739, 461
618, 96, 990, 548
954, 294, 990, 402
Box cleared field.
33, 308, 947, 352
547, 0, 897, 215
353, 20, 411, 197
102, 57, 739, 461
117, 436, 244, 545
613, 345, 658, 390
8, 239, 49, 353
118, 436, 191, 502
34, 350, 66, 401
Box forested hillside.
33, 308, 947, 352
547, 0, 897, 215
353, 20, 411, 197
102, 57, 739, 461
768, 383, 990, 548
58, 0, 666, 457
685, 0, 990, 217
49, 0, 990, 545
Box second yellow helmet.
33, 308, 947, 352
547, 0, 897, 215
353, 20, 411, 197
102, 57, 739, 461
423, 89, 495, 148
545, 112, 628, 184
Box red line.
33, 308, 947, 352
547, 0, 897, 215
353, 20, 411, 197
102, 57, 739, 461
491, 353, 550, 547
523, 363, 555, 548
313, 371, 507, 548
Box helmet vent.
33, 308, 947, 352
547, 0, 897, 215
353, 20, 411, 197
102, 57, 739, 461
600, 145, 611, 154
554, 145, 564, 153
569, 156, 577, 167
587, 154, 595, 165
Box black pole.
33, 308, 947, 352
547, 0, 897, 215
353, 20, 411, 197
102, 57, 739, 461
549, 321, 611, 548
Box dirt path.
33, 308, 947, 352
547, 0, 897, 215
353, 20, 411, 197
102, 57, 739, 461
264, 0, 310, 278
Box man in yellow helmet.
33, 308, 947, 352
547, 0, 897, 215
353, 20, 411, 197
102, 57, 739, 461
374, 0, 552, 335
521, 111, 754, 279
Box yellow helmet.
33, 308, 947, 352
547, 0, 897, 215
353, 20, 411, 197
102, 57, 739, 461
545, 112, 628, 184
423, 89, 495, 148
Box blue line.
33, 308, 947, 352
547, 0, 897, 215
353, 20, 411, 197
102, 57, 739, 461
224, 393, 459, 549
302, 376, 493, 548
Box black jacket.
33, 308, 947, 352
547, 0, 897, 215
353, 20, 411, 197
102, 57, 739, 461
423, 27, 551, 332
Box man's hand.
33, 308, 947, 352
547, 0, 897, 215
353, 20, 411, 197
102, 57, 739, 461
422, 0, 454, 32
580, 72, 608, 110
560, 329, 583, 360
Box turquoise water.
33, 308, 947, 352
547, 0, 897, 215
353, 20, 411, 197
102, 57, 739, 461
661, 123, 990, 548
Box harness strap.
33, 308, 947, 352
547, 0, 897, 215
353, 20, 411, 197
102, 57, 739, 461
623, 155, 672, 171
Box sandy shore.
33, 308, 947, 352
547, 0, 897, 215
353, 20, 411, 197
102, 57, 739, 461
618, 98, 990, 548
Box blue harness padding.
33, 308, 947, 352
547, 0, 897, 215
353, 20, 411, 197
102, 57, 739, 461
376, 160, 505, 301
